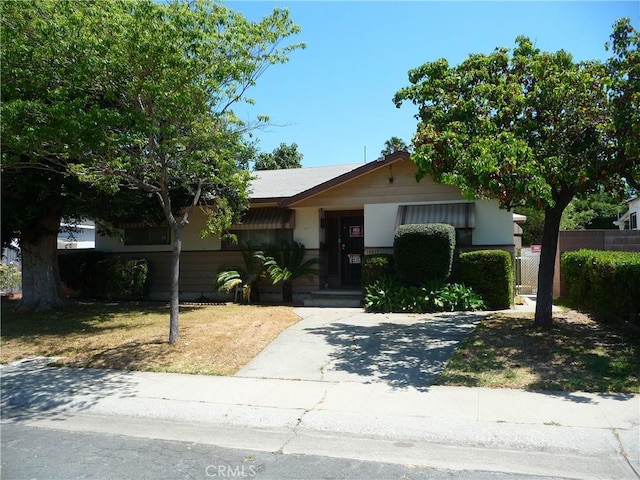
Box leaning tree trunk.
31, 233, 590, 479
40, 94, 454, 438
534, 200, 571, 327
168, 227, 183, 344
18, 210, 66, 312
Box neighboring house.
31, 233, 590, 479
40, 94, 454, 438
614, 197, 640, 231
96, 152, 518, 302
58, 221, 96, 250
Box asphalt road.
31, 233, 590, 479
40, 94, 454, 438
1, 423, 565, 480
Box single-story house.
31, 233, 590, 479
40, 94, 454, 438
614, 197, 639, 230
96, 151, 519, 302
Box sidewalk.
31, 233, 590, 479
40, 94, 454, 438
2, 357, 638, 479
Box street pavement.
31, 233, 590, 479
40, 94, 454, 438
1, 306, 638, 479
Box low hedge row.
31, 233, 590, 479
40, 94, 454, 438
562, 249, 640, 322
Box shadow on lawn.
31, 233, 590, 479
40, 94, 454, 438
304, 313, 482, 391
0, 358, 138, 422
0, 298, 204, 339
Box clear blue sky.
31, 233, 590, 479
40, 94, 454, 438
229, 1, 638, 167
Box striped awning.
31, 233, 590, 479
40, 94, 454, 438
395, 203, 476, 229
232, 207, 295, 230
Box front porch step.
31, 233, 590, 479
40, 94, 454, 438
303, 289, 363, 308
304, 290, 362, 308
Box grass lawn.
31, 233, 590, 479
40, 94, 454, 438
0, 299, 299, 375
438, 310, 640, 393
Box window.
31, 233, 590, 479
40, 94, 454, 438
631, 213, 637, 230
222, 229, 293, 250
456, 228, 473, 247
124, 226, 170, 246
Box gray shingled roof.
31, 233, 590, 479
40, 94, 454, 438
249, 163, 363, 199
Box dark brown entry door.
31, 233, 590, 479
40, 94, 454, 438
340, 216, 364, 286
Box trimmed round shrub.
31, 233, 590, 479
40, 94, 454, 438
459, 250, 513, 309
394, 223, 455, 286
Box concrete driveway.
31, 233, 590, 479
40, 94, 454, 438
235, 307, 483, 390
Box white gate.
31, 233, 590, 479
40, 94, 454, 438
515, 247, 540, 295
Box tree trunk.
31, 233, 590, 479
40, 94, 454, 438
18, 210, 65, 312
534, 201, 569, 327
168, 227, 182, 344
282, 280, 293, 304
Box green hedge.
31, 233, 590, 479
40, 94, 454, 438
95, 256, 150, 300
361, 254, 394, 288
459, 250, 513, 309
562, 249, 640, 321
394, 223, 455, 286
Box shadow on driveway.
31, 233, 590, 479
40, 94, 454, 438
304, 313, 481, 391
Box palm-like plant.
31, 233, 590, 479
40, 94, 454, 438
216, 243, 267, 303
261, 240, 319, 303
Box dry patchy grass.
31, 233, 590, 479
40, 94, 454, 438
0, 299, 299, 375
438, 310, 640, 393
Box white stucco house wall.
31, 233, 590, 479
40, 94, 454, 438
614, 197, 640, 230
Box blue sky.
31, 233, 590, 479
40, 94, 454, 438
229, 1, 638, 167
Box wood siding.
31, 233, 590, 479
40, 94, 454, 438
115, 249, 322, 302
291, 159, 465, 208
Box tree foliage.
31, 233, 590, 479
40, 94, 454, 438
254, 142, 303, 170
1, 0, 305, 343
394, 19, 638, 327
1, 1, 131, 311
381, 136, 409, 155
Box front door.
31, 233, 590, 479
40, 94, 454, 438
340, 216, 364, 286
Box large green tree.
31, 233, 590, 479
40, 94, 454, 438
72, 0, 304, 343
253, 142, 303, 170
394, 19, 638, 327
1, 1, 130, 311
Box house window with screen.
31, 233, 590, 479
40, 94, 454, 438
222, 207, 295, 249
631, 212, 637, 230
124, 226, 170, 246
222, 229, 293, 249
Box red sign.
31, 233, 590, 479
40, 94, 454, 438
531, 245, 542, 253
349, 225, 363, 238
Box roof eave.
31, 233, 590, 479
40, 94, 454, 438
280, 151, 411, 208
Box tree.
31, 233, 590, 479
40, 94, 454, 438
73, 0, 304, 343
394, 21, 638, 327
560, 191, 629, 230
1, 1, 130, 311
381, 137, 409, 156
254, 142, 303, 170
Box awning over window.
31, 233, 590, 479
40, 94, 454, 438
395, 203, 475, 229
232, 207, 295, 230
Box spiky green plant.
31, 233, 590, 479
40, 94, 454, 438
216, 243, 267, 303
261, 240, 319, 303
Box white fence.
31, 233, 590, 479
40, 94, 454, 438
515, 247, 540, 295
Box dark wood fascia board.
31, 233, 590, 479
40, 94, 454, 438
279, 151, 410, 208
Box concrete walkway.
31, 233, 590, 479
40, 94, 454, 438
1, 305, 638, 479
236, 308, 482, 387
